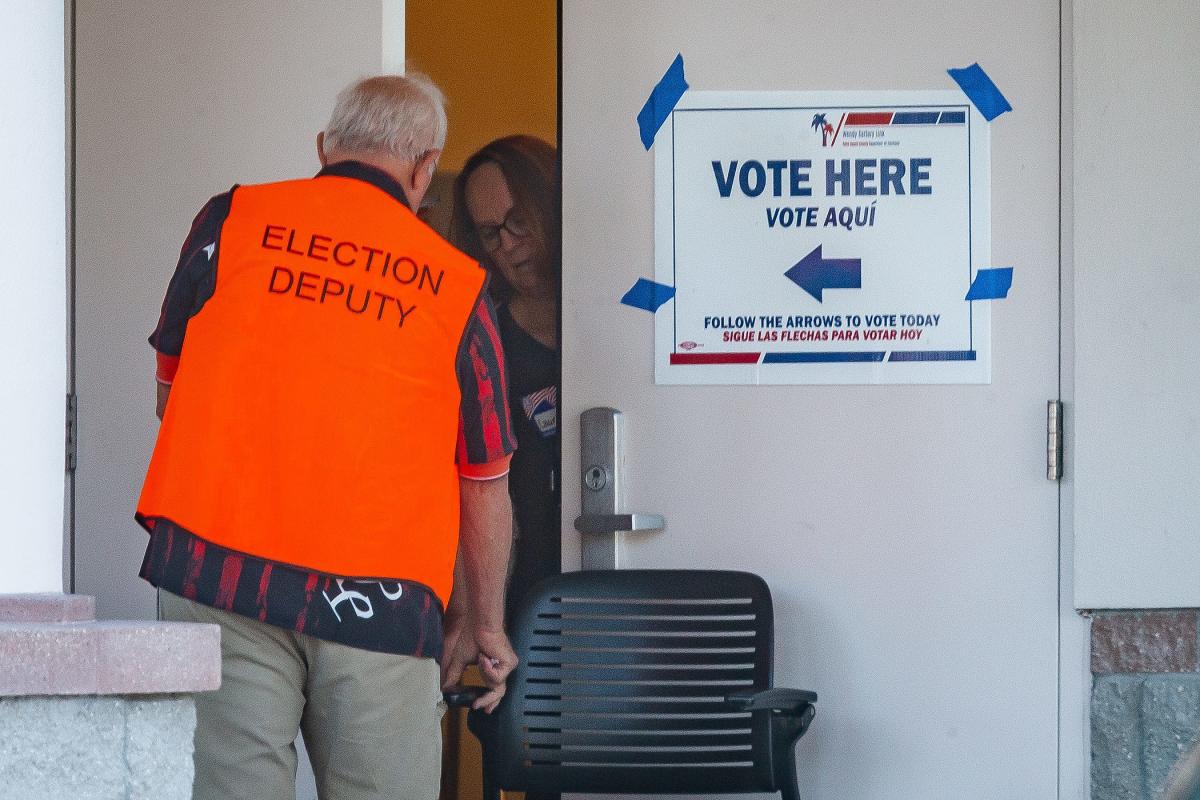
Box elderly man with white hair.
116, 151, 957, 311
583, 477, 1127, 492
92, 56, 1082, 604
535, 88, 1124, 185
136, 73, 518, 800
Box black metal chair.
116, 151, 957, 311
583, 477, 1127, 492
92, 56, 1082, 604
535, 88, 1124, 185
446, 569, 818, 799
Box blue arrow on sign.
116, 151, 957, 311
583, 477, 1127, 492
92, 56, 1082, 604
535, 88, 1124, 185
785, 245, 862, 302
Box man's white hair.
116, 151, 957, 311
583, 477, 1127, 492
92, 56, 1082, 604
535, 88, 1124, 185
322, 73, 447, 163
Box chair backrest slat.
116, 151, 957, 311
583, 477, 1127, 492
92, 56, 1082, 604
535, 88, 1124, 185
524, 727, 754, 744
523, 713, 755, 733
525, 666, 756, 683
527, 646, 758, 666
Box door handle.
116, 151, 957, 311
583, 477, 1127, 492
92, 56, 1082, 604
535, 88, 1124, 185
574, 513, 666, 536
579, 408, 667, 569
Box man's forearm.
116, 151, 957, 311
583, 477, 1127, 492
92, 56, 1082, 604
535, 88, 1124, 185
457, 475, 512, 632
156, 382, 171, 420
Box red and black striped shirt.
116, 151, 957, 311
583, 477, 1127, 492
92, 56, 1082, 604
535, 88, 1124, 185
140, 162, 516, 658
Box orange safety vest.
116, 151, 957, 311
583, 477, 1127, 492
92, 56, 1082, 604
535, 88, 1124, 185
137, 174, 485, 606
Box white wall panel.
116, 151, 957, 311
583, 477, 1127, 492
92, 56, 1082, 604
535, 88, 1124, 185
0, 3, 66, 593
1073, 1, 1200, 608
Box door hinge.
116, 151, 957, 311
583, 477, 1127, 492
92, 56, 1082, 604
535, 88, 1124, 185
65, 392, 78, 473
1046, 400, 1063, 481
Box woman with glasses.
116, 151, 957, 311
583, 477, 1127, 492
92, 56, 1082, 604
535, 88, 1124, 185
452, 135, 560, 627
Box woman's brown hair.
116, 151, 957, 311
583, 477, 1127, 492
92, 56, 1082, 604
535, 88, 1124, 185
450, 135, 560, 302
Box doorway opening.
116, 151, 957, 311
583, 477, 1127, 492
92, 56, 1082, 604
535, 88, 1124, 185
406, 4, 560, 798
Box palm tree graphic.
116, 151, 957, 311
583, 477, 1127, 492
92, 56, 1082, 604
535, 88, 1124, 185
811, 113, 833, 146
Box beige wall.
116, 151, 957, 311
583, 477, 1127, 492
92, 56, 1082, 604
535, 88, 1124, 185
407, 0, 557, 172
73, 5, 395, 798
74, 1, 386, 624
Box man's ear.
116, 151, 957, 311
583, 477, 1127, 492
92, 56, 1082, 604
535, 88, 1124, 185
406, 149, 441, 208
416, 149, 441, 183
316, 132, 328, 167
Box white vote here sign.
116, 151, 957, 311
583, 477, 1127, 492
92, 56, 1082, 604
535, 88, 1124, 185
653, 90, 992, 385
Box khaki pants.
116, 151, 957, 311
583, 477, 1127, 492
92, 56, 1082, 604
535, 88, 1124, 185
160, 591, 444, 800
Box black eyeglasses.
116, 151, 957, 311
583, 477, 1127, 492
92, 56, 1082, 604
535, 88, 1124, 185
475, 207, 532, 252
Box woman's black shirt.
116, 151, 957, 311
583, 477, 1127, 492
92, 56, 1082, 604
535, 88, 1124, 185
496, 303, 561, 623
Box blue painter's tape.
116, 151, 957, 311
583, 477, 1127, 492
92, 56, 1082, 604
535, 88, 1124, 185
965, 267, 1014, 301
947, 63, 1012, 121
621, 278, 676, 312
637, 54, 689, 150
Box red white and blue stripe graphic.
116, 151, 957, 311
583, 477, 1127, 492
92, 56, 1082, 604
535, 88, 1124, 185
846, 110, 966, 126
827, 108, 965, 147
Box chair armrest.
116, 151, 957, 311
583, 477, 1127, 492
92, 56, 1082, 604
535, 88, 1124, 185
443, 685, 488, 708
725, 687, 818, 713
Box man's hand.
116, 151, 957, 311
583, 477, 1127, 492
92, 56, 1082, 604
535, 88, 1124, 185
472, 627, 517, 713
441, 614, 517, 713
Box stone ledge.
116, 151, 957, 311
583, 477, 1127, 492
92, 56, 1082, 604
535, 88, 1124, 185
0, 593, 95, 623
0, 595, 220, 697
1092, 610, 1199, 674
